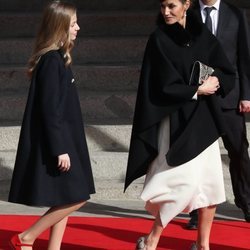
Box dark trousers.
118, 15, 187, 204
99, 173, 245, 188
221, 109, 250, 213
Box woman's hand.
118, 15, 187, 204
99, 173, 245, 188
239, 100, 250, 113
197, 76, 220, 96
58, 153, 71, 172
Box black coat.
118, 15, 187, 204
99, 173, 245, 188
124, 11, 235, 190
8, 50, 95, 206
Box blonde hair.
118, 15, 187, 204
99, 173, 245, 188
28, 1, 76, 77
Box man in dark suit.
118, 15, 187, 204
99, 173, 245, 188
187, 0, 250, 229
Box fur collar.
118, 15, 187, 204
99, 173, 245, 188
158, 10, 203, 47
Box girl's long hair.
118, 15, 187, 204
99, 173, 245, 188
27, 1, 76, 77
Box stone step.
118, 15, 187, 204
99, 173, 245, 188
0, 0, 158, 12
0, 37, 147, 65
0, 129, 239, 203
0, 179, 144, 202
1, 123, 250, 153
1, 8, 249, 39
0, 11, 157, 38
0, 150, 131, 180
0, 0, 249, 12
0, 153, 235, 202
0, 151, 15, 180
0, 65, 140, 92
0, 125, 131, 152
93, 180, 144, 200
0, 149, 145, 201
2, 123, 250, 156
0, 91, 136, 123
4, 8, 250, 39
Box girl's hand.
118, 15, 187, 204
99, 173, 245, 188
58, 153, 71, 172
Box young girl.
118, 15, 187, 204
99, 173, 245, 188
8, 1, 95, 249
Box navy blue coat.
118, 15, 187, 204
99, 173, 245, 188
9, 50, 95, 206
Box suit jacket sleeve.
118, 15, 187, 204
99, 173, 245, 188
203, 32, 235, 97
238, 9, 250, 100
37, 53, 68, 156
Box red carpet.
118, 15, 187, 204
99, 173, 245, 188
0, 215, 249, 249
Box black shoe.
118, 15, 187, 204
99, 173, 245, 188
244, 212, 250, 222
186, 217, 198, 230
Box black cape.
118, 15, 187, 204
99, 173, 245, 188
125, 11, 235, 190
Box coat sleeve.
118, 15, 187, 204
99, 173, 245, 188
37, 53, 68, 157
237, 9, 250, 100
208, 37, 235, 97
150, 35, 199, 103
133, 34, 200, 135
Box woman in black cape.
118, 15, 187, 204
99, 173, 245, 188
125, 0, 235, 249
8, 1, 95, 249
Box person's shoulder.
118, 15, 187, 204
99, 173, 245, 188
150, 27, 162, 39
35, 50, 65, 76
222, 1, 246, 17
146, 27, 168, 50
143, 28, 161, 47
38, 50, 65, 69
40, 50, 62, 62
191, 0, 200, 10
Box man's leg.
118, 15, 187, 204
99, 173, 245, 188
186, 209, 198, 230
222, 109, 250, 221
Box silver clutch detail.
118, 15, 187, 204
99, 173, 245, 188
189, 61, 214, 85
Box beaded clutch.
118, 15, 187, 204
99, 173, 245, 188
189, 61, 214, 85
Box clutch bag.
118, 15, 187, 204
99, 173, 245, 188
189, 61, 214, 85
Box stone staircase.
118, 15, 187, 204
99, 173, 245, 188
0, 0, 250, 202
0, 0, 159, 201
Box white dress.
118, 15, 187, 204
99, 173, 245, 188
141, 116, 226, 227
